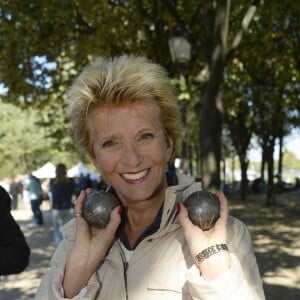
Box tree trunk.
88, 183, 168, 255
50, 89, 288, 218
199, 87, 223, 190
181, 99, 189, 174
277, 134, 283, 182
231, 156, 235, 184
260, 138, 267, 182
200, 1, 229, 191
188, 144, 193, 176
239, 155, 249, 202
265, 137, 276, 205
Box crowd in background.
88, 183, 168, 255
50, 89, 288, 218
0, 165, 108, 245
1, 170, 107, 209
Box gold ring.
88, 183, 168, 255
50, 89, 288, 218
74, 212, 82, 217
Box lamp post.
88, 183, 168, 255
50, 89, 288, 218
168, 35, 191, 174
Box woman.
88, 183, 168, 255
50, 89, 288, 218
35, 55, 265, 299
50, 163, 76, 245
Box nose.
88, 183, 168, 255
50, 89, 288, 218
122, 142, 143, 167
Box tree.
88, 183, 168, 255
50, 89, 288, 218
138, 1, 260, 190
222, 1, 299, 203
224, 91, 253, 201
242, 2, 299, 204
0, 101, 51, 177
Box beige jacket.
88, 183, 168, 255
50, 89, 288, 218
35, 174, 265, 300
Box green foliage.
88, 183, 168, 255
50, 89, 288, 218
0, 100, 81, 179
0, 100, 50, 177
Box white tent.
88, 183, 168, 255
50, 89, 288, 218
67, 161, 100, 180
32, 161, 56, 178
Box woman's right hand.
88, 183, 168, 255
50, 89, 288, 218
63, 189, 122, 298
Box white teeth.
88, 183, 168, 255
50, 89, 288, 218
122, 170, 147, 180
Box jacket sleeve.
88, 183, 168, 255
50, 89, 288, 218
185, 216, 265, 300
0, 186, 30, 276
227, 216, 265, 300
34, 220, 101, 300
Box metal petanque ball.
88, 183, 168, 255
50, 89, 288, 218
82, 190, 120, 228
184, 191, 220, 231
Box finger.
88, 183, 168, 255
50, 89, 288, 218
74, 190, 86, 213
178, 203, 196, 232
85, 188, 93, 195
103, 205, 122, 236
74, 191, 90, 231
214, 191, 228, 227
74, 188, 93, 213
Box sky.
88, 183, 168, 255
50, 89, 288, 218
285, 135, 300, 159
249, 130, 300, 162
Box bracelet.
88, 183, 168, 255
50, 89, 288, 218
195, 243, 229, 264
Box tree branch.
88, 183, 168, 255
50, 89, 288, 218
225, 0, 260, 63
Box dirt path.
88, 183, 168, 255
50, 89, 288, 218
229, 191, 300, 300
0, 191, 299, 300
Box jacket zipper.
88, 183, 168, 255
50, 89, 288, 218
123, 261, 129, 300
118, 240, 129, 300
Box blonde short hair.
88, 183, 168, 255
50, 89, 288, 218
67, 54, 181, 156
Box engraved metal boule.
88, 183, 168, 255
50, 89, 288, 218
184, 191, 220, 231
82, 190, 120, 228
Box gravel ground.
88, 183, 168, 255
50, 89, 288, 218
0, 191, 299, 300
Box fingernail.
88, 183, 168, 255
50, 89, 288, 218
176, 202, 181, 212
117, 205, 123, 214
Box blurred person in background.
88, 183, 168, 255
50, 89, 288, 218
75, 173, 93, 196
49, 163, 76, 246
0, 185, 30, 275
9, 176, 23, 210
27, 174, 44, 228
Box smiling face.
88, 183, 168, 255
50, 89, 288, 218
89, 100, 173, 206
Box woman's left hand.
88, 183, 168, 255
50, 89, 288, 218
178, 191, 230, 280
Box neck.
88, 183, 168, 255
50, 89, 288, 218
124, 197, 163, 248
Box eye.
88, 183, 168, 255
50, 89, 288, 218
139, 132, 154, 141
101, 139, 117, 148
